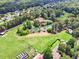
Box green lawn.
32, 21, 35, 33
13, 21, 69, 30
0, 26, 72, 59
57, 12, 72, 20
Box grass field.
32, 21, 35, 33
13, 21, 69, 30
0, 26, 72, 59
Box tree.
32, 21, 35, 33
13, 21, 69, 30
41, 12, 48, 19
23, 20, 32, 29
43, 48, 52, 59
33, 20, 40, 27
64, 19, 69, 27
72, 28, 79, 38
57, 22, 63, 32
67, 38, 76, 48
52, 22, 59, 32
17, 26, 30, 36
60, 53, 72, 59
55, 9, 64, 17
65, 45, 72, 57
58, 43, 66, 53
0, 25, 5, 32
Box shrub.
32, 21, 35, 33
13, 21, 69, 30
47, 28, 52, 33
18, 29, 29, 36
46, 20, 52, 25
17, 26, 30, 36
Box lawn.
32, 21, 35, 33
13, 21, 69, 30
57, 12, 72, 20
0, 26, 72, 59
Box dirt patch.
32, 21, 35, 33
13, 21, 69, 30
16, 32, 52, 40
26, 32, 51, 38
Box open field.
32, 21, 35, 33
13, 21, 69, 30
0, 26, 72, 59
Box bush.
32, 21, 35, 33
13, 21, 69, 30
47, 28, 52, 33
18, 29, 29, 36
46, 20, 52, 25
17, 26, 30, 36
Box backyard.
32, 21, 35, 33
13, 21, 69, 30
0, 26, 72, 59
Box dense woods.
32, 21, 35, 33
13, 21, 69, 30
1, 2, 79, 34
